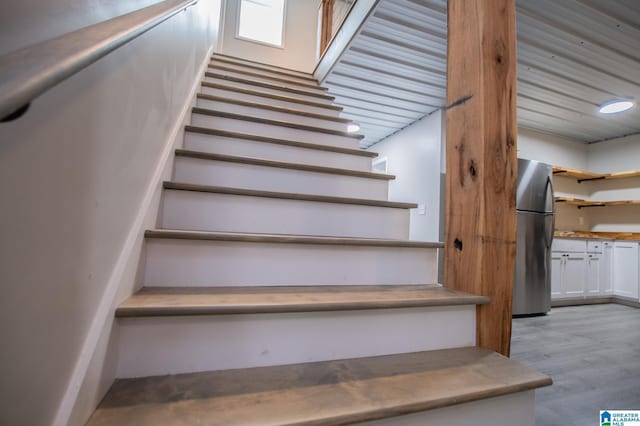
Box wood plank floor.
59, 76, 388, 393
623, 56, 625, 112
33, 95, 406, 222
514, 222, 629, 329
511, 304, 640, 426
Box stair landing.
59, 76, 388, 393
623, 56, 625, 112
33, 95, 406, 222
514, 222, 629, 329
87, 346, 551, 426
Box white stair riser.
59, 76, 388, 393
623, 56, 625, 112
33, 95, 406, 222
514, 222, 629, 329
116, 305, 475, 378
196, 98, 348, 132
200, 85, 341, 117
207, 68, 326, 94
209, 61, 316, 85
183, 131, 373, 171
173, 157, 389, 200
356, 391, 536, 426
161, 190, 410, 238
143, 239, 438, 286
211, 56, 313, 79
191, 113, 359, 149
203, 76, 333, 105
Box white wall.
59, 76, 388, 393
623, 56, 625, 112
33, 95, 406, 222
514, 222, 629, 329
517, 127, 588, 170
367, 111, 443, 243
516, 128, 590, 231
372, 122, 592, 240
0, 0, 164, 55
0, 2, 221, 426
518, 129, 640, 232
220, 0, 318, 72
587, 133, 640, 232
588, 133, 640, 174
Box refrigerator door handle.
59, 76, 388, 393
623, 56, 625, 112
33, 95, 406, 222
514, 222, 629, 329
544, 176, 555, 249
546, 175, 556, 214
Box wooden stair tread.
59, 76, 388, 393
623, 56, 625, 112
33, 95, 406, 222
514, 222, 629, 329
175, 149, 392, 180
212, 53, 315, 80
164, 182, 417, 209
145, 229, 444, 248
205, 72, 334, 101
87, 347, 551, 426
201, 81, 343, 111
184, 126, 375, 157
208, 64, 325, 91
116, 285, 489, 317
197, 93, 350, 123
192, 107, 363, 139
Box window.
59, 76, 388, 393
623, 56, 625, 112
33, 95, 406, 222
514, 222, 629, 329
237, 0, 286, 47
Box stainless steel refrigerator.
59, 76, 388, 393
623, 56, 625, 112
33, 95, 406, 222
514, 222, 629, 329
513, 158, 555, 316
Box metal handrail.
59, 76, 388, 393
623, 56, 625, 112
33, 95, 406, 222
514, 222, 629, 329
0, 0, 198, 121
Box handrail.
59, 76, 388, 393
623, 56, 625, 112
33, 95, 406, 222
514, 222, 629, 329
0, 0, 198, 121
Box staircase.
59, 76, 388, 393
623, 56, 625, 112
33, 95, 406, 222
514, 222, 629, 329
87, 53, 550, 425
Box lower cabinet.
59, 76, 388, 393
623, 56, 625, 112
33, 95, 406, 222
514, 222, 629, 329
602, 242, 614, 294
612, 241, 639, 299
551, 239, 616, 300
551, 252, 586, 299
585, 253, 601, 295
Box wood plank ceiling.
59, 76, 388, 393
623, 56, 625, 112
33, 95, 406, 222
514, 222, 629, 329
321, 0, 640, 148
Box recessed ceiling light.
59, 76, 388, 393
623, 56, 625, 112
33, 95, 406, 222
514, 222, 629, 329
599, 99, 635, 114
347, 123, 361, 133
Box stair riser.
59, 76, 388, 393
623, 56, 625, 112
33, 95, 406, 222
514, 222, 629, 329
173, 157, 389, 200
200, 85, 341, 117
355, 391, 535, 426
211, 56, 313, 79
207, 67, 325, 94
116, 305, 475, 378
190, 113, 359, 149
143, 239, 438, 286
196, 98, 348, 132
209, 61, 316, 85
161, 190, 410, 238
183, 131, 373, 171
203, 76, 333, 105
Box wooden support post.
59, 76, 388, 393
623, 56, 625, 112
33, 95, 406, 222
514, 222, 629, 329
320, 0, 335, 55
445, 0, 518, 357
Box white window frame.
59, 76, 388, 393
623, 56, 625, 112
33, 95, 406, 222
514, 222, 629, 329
235, 0, 287, 49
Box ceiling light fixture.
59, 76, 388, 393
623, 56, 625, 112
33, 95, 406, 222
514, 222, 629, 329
598, 99, 635, 114
347, 122, 361, 133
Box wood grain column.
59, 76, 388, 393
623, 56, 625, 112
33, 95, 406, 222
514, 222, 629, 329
445, 0, 518, 357
320, 0, 335, 55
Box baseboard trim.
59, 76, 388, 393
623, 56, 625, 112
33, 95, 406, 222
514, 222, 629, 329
52, 43, 216, 426
612, 296, 640, 309
552, 296, 640, 309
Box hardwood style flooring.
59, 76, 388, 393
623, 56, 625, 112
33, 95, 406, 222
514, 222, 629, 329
512, 304, 640, 426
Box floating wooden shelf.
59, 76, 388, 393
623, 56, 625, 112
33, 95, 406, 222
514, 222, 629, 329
552, 166, 640, 182
608, 170, 640, 180
552, 166, 604, 181
555, 196, 640, 208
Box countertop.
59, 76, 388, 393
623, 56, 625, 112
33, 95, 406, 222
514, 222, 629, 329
555, 231, 640, 241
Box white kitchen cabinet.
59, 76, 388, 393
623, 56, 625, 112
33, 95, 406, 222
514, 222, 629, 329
586, 253, 601, 295
586, 240, 613, 296
551, 251, 586, 298
601, 241, 614, 294
612, 242, 639, 299
564, 253, 587, 297
551, 238, 614, 300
